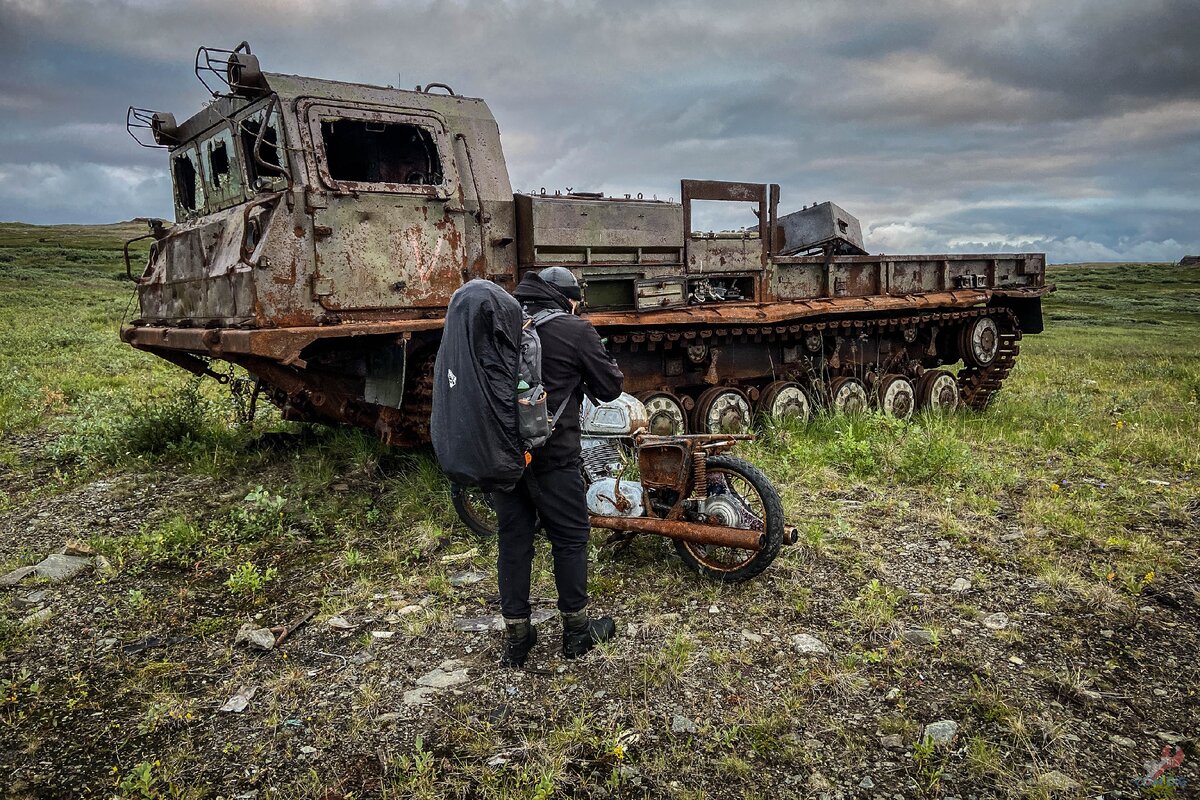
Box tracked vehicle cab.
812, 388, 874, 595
126, 42, 516, 330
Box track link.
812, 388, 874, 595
603, 306, 1023, 412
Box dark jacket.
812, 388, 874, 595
513, 273, 624, 469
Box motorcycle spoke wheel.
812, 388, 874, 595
672, 455, 784, 583
451, 484, 498, 536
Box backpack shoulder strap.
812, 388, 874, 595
530, 309, 568, 327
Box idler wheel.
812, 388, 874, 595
636, 391, 688, 436
959, 317, 1000, 368
829, 377, 869, 414
693, 387, 753, 434
916, 370, 960, 412
875, 375, 916, 420
757, 381, 812, 422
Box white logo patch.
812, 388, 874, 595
447, 368, 457, 388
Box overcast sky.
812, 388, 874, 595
2, 0, 1197, 263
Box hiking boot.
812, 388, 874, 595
562, 610, 616, 659
500, 617, 537, 668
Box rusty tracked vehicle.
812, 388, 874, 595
122, 44, 1052, 443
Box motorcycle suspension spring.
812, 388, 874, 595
692, 452, 708, 499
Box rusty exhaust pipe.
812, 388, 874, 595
589, 515, 763, 551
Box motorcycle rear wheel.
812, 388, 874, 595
671, 455, 784, 583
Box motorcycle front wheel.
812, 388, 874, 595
671, 455, 785, 583
450, 484, 499, 537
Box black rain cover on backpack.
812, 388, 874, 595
431, 280, 526, 493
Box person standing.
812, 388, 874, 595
493, 267, 624, 667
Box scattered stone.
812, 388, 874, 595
299, 745, 317, 755
1110, 735, 1135, 748
449, 570, 487, 587
97, 637, 118, 651
32, 554, 93, 583
949, 577, 972, 593
375, 712, 403, 725
403, 687, 437, 706
1036, 770, 1080, 791
219, 686, 257, 713
1156, 731, 1185, 745
21, 608, 52, 626
453, 608, 555, 632
325, 615, 355, 630
440, 548, 478, 564
982, 612, 1009, 630
921, 720, 958, 746
235, 624, 276, 651
792, 634, 829, 654
63, 539, 95, 556
396, 605, 422, 616
708, 604, 719, 614
807, 772, 833, 791
880, 734, 904, 750
486, 755, 508, 767
15, 590, 49, 608
94, 555, 115, 576
740, 629, 764, 644
900, 627, 935, 646
371, 630, 395, 640
0, 565, 36, 587
416, 660, 469, 689
884, 687, 901, 702
1008, 656, 1024, 666
1000, 532, 1025, 542
670, 714, 698, 734
859, 776, 875, 789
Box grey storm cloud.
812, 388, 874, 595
0, 0, 1197, 263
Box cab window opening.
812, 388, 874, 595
207, 139, 229, 189
320, 119, 443, 186
240, 116, 284, 183
173, 150, 200, 212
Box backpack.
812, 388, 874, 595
430, 279, 570, 493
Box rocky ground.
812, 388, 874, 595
1, 451, 1196, 798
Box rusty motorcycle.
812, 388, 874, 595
451, 393, 789, 582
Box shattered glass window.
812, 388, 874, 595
240, 106, 287, 190
172, 146, 205, 216
320, 119, 443, 187
201, 127, 243, 208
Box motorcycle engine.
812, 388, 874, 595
580, 393, 649, 517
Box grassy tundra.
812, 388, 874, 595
0, 223, 1197, 798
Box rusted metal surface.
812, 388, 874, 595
122, 44, 1053, 445
588, 514, 763, 551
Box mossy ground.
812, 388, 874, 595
1, 224, 1197, 798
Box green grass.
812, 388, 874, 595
1, 226, 1197, 798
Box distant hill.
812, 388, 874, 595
0, 221, 154, 251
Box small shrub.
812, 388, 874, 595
224, 562, 278, 597
48, 379, 232, 465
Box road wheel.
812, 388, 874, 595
916, 370, 960, 412
692, 387, 753, 434
829, 377, 869, 414
636, 391, 688, 435
757, 381, 812, 422
876, 375, 916, 419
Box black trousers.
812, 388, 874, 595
491, 464, 590, 619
